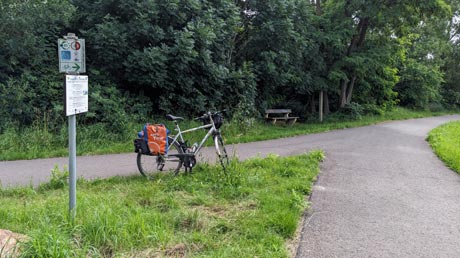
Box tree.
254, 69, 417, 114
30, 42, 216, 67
236, 0, 324, 116
73, 0, 250, 116
0, 0, 75, 130
441, 0, 460, 108
322, 0, 450, 109
395, 11, 452, 109
0, 0, 75, 80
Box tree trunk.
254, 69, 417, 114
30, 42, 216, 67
324, 91, 330, 115
346, 75, 357, 104
340, 79, 349, 108
309, 93, 316, 114
315, 0, 326, 119
315, 0, 322, 15
340, 18, 369, 108
319, 91, 323, 122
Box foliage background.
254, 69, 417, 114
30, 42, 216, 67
1, 0, 459, 133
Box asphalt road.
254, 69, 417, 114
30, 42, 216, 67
1, 115, 460, 257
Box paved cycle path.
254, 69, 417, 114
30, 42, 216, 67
1, 115, 460, 257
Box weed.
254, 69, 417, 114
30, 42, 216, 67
38, 165, 69, 191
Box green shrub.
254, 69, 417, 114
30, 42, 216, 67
338, 102, 364, 120
39, 166, 69, 192
362, 104, 385, 116
395, 59, 443, 109
230, 64, 259, 132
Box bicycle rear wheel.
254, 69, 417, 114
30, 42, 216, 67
137, 137, 183, 178
214, 133, 229, 170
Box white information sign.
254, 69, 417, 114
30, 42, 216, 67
58, 38, 86, 73
66, 75, 88, 116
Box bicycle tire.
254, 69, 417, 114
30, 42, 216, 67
137, 136, 183, 178
214, 133, 229, 170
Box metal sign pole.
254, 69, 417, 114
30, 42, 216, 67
67, 32, 78, 222
69, 113, 77, 221
59, 32, 87, 222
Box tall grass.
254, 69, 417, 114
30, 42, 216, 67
0, 121, 139, 161
0, 107, 455, 161
427, 121, 460, 173
0, 152, 324, 257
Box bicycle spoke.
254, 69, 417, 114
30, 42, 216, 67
137, 137, 183, 178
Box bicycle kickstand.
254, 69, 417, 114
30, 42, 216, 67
183, 155, 196, 174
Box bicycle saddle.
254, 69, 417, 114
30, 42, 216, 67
166, 114, 184, 121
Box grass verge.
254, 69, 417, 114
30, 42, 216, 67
0, 151, 324, 257
225, 107, 456, 144
427, 121, 460, 173
0, 107, 456, 161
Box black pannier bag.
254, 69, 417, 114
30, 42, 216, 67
134, 138, 150, 154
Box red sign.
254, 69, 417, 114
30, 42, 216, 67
71, 42, 81, 50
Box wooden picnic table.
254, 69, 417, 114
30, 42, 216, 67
265, 109, 299, 125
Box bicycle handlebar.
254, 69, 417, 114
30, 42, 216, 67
194, 110, 225, 122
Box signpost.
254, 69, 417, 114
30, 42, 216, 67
58, 33, 87, 221
58, 37, 86, 73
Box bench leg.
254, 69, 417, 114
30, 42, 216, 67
287, 118, 297, 125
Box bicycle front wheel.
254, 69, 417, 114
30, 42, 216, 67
214, 133, 229, 170
137, 137, 183, 178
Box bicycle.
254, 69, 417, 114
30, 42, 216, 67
135, 111, 229, 178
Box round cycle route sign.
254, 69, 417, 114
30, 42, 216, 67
58, 38, 85, 73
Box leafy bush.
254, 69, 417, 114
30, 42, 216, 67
83, 79, 152, 135
395, 59, 443, 109
362, 104, 385, 116
0, 73, 65, 132
441, 84, 460, 110
337, 102, 364, 120
0, 73, 152, 136
0, 0, 458, 139
75, 0, 248, 116
39, 165, 69, 191
230, 64, 258, 132
0, 0, 75, 81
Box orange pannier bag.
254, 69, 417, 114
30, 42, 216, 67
144, 124, 168, 155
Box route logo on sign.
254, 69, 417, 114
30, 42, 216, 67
58, 38, 86, 73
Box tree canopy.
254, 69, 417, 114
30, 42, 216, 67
0, 0, 458, 131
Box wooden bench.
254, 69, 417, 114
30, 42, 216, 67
265, 109, 299, 125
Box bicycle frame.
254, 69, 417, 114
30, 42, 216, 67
135, 111, 227, 177
168, 120, 217, 156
